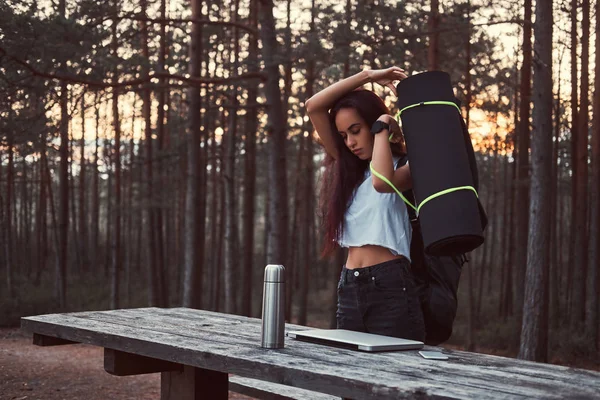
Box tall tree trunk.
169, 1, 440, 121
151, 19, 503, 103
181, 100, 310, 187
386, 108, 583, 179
56, 0, 69, 309
210, 114, 221, 311
79, 92, 87, 271
515, 0, 532, 320
92, 92, 100, 273
69, 123, 82, 274
22, 156, 30, 277
35, 128, 49, 285
586, 0, 600, 348
22, 156, 32, 277
43, 151, 62, 297
550, 61, 562, 328
499, 148, 510, 316
182, 0, 204, 308
303, 0, 316, 315
224, 0, 240, 314
488, 130, 501, 296
140, 0, 161, 306
215, 123, 226, 311
558, 146, 567, 318
110, 0, 123, 310
427, 0, 440, 71
567, 0, 579, 314
259, 0, 289, 267
282, 0, 292, 117
69, 126, 83, 273
104, 138, 112, 279
299, 30, 316, 323
241, 0, 259, 318
503, 61, 519, 319
195, 99, 208, 309
500, 64, 519, 314
558, 150, 566, 314
572, 0, 590, 325
343, 0, 352, 78
292, 137, 307, 323
175, 91, 187, 298
155, 0, 169, 307
518, 0, 552, 362
4, 131, 14, 297
126, 103, 137, 306
292, 0, 317, 322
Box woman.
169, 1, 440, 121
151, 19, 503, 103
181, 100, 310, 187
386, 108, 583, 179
306, 67, 425, 341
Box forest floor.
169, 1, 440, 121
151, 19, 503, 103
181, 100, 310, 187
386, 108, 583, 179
0, 328, 254, 400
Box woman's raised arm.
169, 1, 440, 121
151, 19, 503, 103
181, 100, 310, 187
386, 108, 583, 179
305, 70, 372, 159
305, 68, 406, 159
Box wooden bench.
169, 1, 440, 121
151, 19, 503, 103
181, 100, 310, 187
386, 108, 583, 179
21, 307, 600, 399
229, 376, 336, 399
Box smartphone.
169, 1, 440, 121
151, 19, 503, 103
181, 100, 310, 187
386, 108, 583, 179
418, 351, 448, 360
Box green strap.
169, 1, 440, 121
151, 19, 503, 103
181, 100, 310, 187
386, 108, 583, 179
395, 101, 461, 120
416, 186, 478, 215
376, 101, 474, 215
369, 162, 417, 212
370, 163, 478, 216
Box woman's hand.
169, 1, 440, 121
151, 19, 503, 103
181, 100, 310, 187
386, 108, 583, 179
368, 67, 408, 96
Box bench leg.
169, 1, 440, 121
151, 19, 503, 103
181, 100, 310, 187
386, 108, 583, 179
161, 365, 228, 400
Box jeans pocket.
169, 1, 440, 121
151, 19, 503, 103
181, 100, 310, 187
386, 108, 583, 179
372, 262, 410, 292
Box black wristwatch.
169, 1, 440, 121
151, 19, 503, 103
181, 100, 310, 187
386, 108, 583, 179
370, 120, 390, 136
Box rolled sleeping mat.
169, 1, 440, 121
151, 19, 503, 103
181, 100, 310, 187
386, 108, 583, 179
396, 71, 484, 256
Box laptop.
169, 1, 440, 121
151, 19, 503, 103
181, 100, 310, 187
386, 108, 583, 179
287, 329, 424, 352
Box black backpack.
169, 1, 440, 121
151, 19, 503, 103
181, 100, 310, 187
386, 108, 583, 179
401, 181, 468, 345
396, 124, 487, 345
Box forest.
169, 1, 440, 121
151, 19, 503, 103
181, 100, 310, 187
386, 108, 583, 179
1, 0, 598, 367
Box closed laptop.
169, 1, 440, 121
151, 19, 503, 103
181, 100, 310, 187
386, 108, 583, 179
287, 329, 424, 352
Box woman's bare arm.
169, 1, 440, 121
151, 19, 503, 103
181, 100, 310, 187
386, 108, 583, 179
305, 70, 372, 159
306, 67, 407, 159
371, 114, 412, 193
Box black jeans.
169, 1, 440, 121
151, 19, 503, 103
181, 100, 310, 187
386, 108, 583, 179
336, 258, 426, 342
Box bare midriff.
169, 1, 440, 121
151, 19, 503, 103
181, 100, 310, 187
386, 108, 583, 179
345, 245, 406, 269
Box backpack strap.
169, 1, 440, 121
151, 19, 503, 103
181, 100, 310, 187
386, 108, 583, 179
369, 161, 417, 213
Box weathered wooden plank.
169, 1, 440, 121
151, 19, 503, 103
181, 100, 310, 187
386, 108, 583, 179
161, 365, 228, 400
104, 348, 182, 376
159, 307, 600, 388
163, 308, 597, 379
24, 308, 600, 399
21, 313, 469, 399
75, 307, 600, 398
21, 309, 600, 400
229, 376, 337, 400
33, 333, 76, 346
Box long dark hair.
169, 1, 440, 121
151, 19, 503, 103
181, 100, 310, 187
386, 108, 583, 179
319, 89, 405, 258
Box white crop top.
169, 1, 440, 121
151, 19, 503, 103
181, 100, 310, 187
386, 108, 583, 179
337, 156, 412, 261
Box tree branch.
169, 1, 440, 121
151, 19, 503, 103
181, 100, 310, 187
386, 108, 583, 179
129, 16, 259, 36
0, 47, 266, 88
362, 19, 525, 47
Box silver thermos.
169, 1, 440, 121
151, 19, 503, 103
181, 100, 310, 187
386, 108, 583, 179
261, 264, 285, 348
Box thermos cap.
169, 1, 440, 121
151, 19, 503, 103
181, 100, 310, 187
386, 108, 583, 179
264, 264, 285, 283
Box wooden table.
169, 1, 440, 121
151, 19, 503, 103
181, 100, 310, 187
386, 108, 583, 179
21, 307, 600, 399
